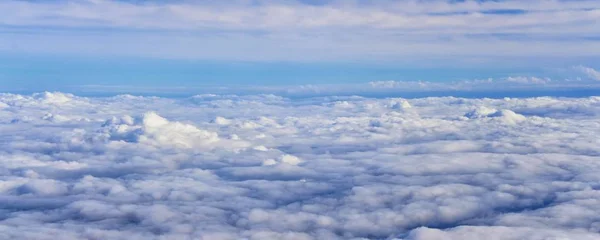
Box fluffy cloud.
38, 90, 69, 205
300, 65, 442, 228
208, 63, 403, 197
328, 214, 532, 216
0, 92, 599, 239
464, 107, 526, 124
101, 111, 249, 150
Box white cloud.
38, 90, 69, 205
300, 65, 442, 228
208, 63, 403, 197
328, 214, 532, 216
1, 0, 599, 32
404, 226, 600, 240
227, 77, 600, 97
574, 66, 600, 81
464, 107, 527, 124
0, 92, 599, 239
100, 111, 243, 150
505, 76, 550, 84
0, 0, 599, 61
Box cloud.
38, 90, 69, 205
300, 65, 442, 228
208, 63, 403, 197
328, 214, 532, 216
465, 108, 527, 124
231, 76, 600, 97
574, 66, 600, 81
1, 0, 599, 61
1, 0, 599, 32
0, 92, 600, 239
100, 111, 249, 150
505, 76, 550, 84
405, 226, 600, 240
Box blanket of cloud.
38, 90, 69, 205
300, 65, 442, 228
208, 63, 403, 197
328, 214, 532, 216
1, 92, 600, 240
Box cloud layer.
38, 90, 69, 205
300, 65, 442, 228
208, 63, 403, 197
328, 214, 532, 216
1, 0, 599, 61
71, 69, 600, 97
2, 0, 599, 33
0, 92, 599, 239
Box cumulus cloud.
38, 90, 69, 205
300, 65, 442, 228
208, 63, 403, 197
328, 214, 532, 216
101, 111, 249, 150
464, 107, 527, 124
0, 92, 600, 239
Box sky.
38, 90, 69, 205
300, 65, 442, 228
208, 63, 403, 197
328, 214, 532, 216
2, 2, 600, 239
1, 0, 600, 94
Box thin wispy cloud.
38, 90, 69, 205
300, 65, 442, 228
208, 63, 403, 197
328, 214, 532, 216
1, 0, 599, 61
2, 0, 599, 32
574, 65, 600, 81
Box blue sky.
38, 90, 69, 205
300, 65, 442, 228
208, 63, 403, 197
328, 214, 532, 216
0, 0, 599, 93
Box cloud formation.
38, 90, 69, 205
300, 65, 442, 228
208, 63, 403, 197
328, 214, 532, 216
2, 0, 599, 33
0, 92, 599, 239
575, 66, 600, 81
67, 72, 600, 98
1, 0, 599, 61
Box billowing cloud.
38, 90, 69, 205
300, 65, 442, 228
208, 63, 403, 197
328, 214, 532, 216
0, 92, 599, 239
